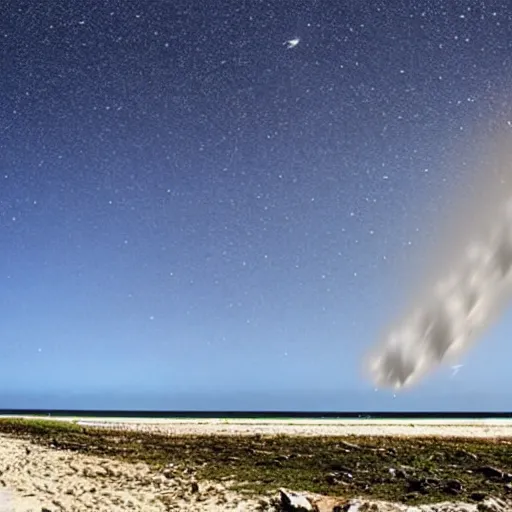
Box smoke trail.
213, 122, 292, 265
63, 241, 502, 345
365, 166, 512, 390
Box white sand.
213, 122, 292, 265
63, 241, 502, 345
0, 434, 264, 511
5, 416, 511, 438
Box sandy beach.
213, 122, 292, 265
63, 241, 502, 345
0, 433, 263, 511
5, 415, 511, 438
0, 417, 511, 511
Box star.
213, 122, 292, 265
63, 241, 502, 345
284, 38, 300, 49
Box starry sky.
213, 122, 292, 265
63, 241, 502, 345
1, 0, 512, 411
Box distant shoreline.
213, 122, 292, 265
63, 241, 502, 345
0, 409, 511, 419
4, 415, 512, 424
3, 415, 512, 437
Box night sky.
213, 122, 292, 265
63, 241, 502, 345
2, 0, 512, 411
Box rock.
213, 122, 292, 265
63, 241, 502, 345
339, 440, 361, 450
444, 479, 463, 494
457, 449, 479, 461
190, 481, 199, 493
407, 479, 424, 493
279, 489, 314, 511
407, 477, 440, 494
275, 490, 512, 512
480, 467, 512, 483
477, 466, 505, 480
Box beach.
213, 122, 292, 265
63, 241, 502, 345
0, 417, 511, 511
6, 415, 512, 438
0, 433, 260, 511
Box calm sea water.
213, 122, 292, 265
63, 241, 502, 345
0, 390, 510, 416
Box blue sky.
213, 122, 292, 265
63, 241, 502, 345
1, 0, 512, 411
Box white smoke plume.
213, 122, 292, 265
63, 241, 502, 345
364, 138, 512, 390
